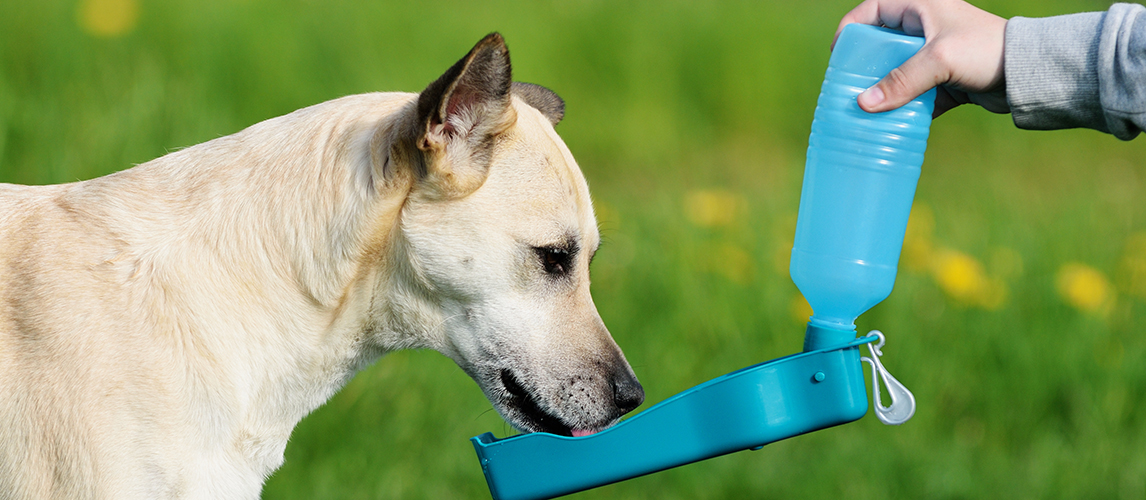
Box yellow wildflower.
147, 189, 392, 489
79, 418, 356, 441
78, 0, 140, 38
930, 248, 1007, 310
684, 189, 744, 228
1055, 262, 1115, 315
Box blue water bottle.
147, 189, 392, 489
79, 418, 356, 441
791, 24, 936, 352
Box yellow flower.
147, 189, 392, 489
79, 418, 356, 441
1055, 262, 1115, 315
930, 249, 1007, 310
684, 189, 744, 228
931, 249, 985, 300
78, 0, 140, 38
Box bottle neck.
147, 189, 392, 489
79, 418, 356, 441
802, 321, 857, 352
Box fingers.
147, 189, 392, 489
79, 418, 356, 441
933, 87, 965, 118
836, 0, 944, 113
857, 44, 948, 113
833, 0, 882, 48
837, 0, 942, 113
833, 0, 929, 48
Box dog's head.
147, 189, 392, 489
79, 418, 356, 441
387, 33, 643, 436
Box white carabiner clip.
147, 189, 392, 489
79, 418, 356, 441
860, 331, 916, 425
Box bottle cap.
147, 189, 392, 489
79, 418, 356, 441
830, 24, 926, 79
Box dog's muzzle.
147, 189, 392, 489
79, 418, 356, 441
499, 368, 644, 436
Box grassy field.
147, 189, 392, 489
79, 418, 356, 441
3, 0, 1145, 498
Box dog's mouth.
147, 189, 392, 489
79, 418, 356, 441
499, 369, 597, 437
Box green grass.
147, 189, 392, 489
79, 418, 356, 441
3, 0, 1145, 498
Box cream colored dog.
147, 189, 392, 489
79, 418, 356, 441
0, 33, 643, 499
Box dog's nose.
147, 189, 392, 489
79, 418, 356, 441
612, 373, 645, 414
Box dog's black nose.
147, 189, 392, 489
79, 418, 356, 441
612, 374, 645, 414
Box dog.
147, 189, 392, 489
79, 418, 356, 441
0, 33, 644, 499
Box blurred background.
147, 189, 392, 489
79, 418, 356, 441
2, 0, 1144, 498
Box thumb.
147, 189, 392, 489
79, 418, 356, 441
857, 45, 944, 113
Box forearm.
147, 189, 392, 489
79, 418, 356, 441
1006, 3, 1146, 140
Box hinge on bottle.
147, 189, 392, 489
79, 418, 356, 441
860, 330, 916, 425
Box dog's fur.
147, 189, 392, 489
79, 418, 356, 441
0, 33, 643, 499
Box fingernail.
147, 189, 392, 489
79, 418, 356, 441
858, 86, 884, 109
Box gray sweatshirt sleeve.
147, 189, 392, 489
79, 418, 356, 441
1005, 3, 1146, 140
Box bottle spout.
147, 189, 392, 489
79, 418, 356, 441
802, 321, 857, 352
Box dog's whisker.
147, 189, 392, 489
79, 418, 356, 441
475, 407, 498, 421
424, 311, 468, 340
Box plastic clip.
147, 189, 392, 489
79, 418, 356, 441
860, 331, 916, 425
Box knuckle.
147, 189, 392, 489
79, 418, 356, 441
882, 66, 914, 95
926, 42, 953, 70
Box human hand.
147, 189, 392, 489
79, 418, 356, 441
834, 0, 1009, 117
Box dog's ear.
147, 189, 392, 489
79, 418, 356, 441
512, 82, 564, 125
412, 32, 514, 199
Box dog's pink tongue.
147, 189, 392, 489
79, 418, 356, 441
571, 428, 597, 438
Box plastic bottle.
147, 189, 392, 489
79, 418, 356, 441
791, 24, 936, 352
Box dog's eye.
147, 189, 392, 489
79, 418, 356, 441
534, 246, 572, 276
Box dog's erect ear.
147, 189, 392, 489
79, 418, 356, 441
416, 33, 512, 145
512, 82, 564, 125
412, 33, 514, 199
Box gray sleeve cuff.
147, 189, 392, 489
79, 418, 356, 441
1096, 3, 1146, 140
1005, 12, 1107, 133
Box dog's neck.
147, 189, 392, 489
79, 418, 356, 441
87, 93, 425, 478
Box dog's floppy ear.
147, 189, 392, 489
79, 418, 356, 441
512, 82, 564, 125
412, 32, 514, 199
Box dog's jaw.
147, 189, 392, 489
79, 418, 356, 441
496, 368, 617, 437
499, 369, 577, 436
